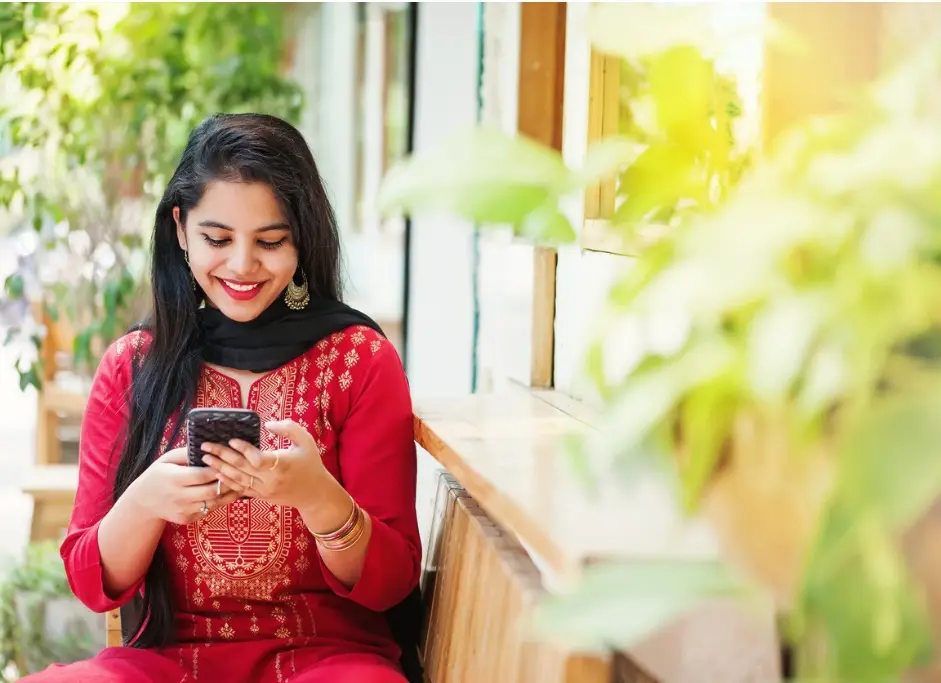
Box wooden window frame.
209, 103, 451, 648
517, 2, 568, 389
580, 49, 667, 257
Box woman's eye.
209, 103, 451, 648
202, 235, 230, 247
200, 234, 285, 250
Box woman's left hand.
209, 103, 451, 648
200, 419, 329, 510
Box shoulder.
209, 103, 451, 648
96, 329, 153, 382
304, 325, 404, 385
310, 325, 398, 363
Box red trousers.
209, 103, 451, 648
22, 647, 407, 683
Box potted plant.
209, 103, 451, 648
378, 5, 941, 681
0, 542, 99, 680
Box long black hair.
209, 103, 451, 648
113, 113, 343, 648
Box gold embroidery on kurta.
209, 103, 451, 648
189, 500, 294, 601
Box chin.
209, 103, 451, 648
206, 285, 280, 323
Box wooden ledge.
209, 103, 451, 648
413, 387, 720, 583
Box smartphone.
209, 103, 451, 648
187, 407, 262, 468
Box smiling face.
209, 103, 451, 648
175, 180, 298, 322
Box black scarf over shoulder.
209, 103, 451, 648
198, 295, 383, 372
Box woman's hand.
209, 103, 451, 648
129, 448, 242, 525
200, 419, 331, 511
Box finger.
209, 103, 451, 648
183, 480, 234, 501
193, 489, 242, 517
264, 420, 313, 449
228, 439, 266, 469
201, 443, 259, 475
201, 454, 253, 491
213, 470, 259, 497
158, 448, 189, 465
175, 465, 222, 486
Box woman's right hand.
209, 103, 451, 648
128, 448, 242, 525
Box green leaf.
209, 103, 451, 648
837, 386, 941, 531
377, 127, 574, 226
677, 373, 739, 511
518, 204, 576, 244
583, 338, 735, 470
648, 45, 715, 137
531, 559, 752, 651
746, 293, 827, 402
72, 330, 92, 369
17, 363, 40, 392
800, 506, 934, 682
3, 273, 24, 300
575, 137, 639, 186
614, 142, 699, 225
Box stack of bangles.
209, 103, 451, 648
313, 498, 366, 551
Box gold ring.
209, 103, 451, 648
201, 501, 209, 515
269, 452, 280, 471
216, 479, 222, 497
249, 475, 255, 490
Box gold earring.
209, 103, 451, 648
284, 270, 310, 311
184, 250, 196, 292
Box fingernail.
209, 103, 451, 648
201, 443, 212, 452
202, 455, 211, 465
229, 439, 241, 448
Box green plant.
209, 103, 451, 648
379, 9, 748, 247
379, 5, 941, 682
0, 2, 303, 387
0, 542, 97, 681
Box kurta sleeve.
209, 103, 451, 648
59, 336, 144, 613
319, 335, 422, 613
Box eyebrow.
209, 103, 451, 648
198, 220, 291, 234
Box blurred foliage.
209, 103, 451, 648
0, 2, 303, 388
379, 3, 941, 681
0, 542, 96, 681
378, 5, 751, 246
607, 47, 750, 233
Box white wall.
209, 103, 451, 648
406, 3, 481, 555
474, 3, 535, 392
405, 3, 479, 399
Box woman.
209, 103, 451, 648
26, 114, 422, 683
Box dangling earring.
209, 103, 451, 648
184, 250, 196, 292
284, 270, 310, 311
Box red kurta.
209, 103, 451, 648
31, 326, 420, 683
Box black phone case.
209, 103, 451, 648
187, 408, 262, 467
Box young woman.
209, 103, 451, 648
25, 114, 422, 683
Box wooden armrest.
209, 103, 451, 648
106, 609, 122, 647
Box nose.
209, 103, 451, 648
227, 242, 259, 277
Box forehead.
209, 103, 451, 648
192, 181, 287, 227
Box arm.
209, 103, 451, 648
59, 339, 165, 613
299, 338, 422, 613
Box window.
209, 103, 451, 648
352, 3, 413, 236
579, 3, 766, 255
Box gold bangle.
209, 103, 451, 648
313, 498, 358, 543
316, 504, 366, 552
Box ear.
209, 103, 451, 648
173, 207, 186, 250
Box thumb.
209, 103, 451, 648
265, 419, 310, 446
157, 448, 189, 466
